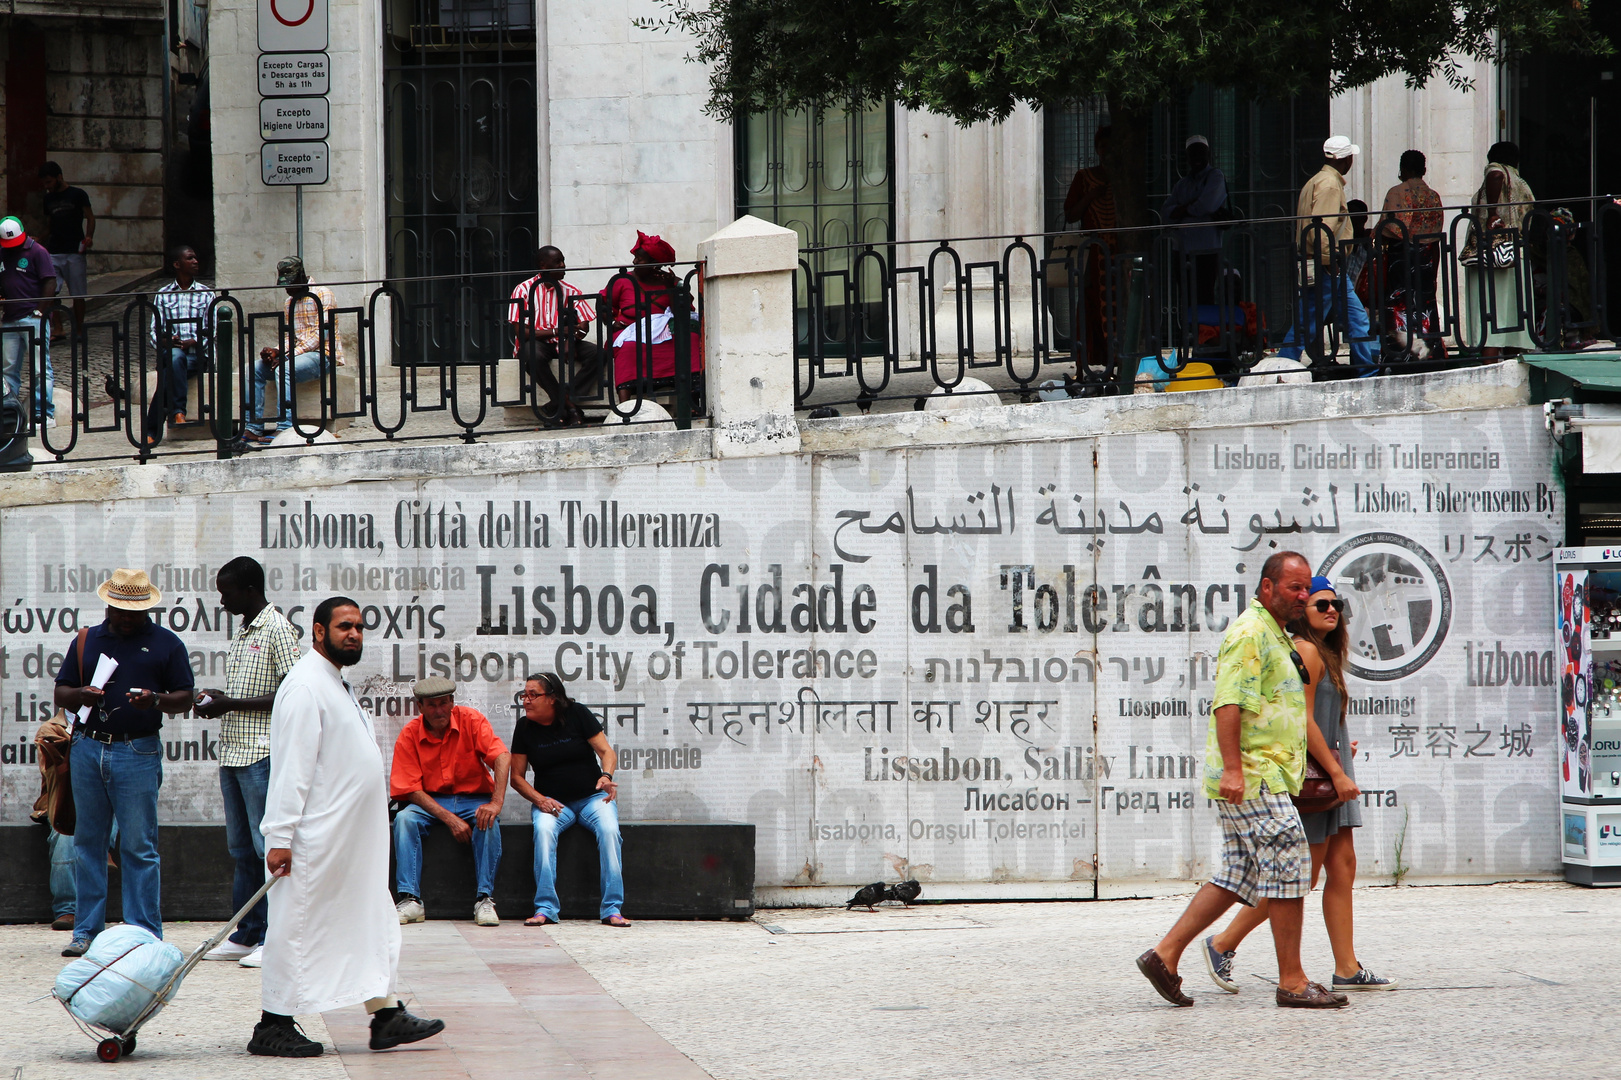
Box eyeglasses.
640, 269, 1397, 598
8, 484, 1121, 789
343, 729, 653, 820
520, 690, 549, 701
1312, 598, 1346, 614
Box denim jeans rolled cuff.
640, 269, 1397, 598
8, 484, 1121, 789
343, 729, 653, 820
392, 794, 504, 901
246, 350, 328, 436
1276, 275, 1375, 372
529, 792, 623, 921
220, 757, 271, 946
69, 734, 164, 940
48, 829, 77, 917
1, 313, 54, 420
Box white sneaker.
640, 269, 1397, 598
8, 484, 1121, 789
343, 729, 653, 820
397, 896, 426, 924
238, 944, 264, 968
204, 939, 254, 961
473, 896, 498, 927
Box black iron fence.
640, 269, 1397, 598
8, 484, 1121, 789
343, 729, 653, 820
793, 196, 1621, 409
0, 264, 702, 467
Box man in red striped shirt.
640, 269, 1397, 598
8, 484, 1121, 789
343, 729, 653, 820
507, 246, 604, 426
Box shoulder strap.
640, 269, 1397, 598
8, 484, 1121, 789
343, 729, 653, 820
76, 626, 88, 673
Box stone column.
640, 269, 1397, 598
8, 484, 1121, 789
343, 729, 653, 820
695, 215, 800, 457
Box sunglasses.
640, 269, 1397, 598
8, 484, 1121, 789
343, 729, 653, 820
1289, 649, 1311, 686
1312, 598, 1346, 614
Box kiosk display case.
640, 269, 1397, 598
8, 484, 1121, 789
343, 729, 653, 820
1557, 547, 1621, 885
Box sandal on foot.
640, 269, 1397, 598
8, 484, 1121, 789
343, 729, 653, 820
524, 913, 553, 926
601, 915, 632, 927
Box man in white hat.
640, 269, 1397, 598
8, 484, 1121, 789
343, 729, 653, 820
0, 213, 57, 424
249, 596, 445, 1058
53, 569, 196, 957
1277, 136, 1375, 374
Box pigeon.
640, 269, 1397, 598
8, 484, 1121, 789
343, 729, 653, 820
846, 881, 886, 911
884, 880, 922, 905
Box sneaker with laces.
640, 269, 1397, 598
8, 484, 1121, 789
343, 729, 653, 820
369, 1002, 445, 1050
204, 939, 255, 962
61, 938, 90, 958
397, 896, 425, 924
1332, 966, 1398, 991
473, 896, 498, 926
239, 944, 264, 968
1201, 935, 1239, 993
247, 1020, 324, 1057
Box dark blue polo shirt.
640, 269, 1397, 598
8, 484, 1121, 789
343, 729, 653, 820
56, 618, 195, 735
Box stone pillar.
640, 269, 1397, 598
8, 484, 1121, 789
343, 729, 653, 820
695, 215, 800, 457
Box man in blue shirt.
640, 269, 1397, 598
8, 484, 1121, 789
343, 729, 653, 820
1162, 136, 1229, 304
54, 569, 195, 957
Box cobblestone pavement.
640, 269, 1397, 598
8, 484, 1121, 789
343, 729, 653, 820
546, 882, 1621, 1080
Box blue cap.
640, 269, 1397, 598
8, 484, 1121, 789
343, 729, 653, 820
1310, 576, 1335, 594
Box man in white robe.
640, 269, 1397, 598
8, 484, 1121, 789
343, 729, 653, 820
247, 596, 446, 1058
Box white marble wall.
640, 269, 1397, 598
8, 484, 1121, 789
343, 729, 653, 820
209, 0, 385, 296
542, 0, 731, 275
1331, 62, 1503, 214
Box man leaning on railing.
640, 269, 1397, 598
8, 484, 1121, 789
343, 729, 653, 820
242, 256, 343, 447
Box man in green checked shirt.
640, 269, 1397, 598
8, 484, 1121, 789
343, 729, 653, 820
195, 556, 300, 967
1135, 552, 1349, 1010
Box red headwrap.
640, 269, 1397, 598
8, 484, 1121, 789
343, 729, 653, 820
632, 230, 676, 264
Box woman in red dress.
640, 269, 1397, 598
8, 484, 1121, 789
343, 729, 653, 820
608, 232, 702, 399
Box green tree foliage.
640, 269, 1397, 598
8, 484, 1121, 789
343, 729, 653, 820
651, 0, 1606, 228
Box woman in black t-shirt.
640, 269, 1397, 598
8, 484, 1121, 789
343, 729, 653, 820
508, 673, 630, 927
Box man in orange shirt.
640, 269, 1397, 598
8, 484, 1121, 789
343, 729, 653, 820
389, 677, 511, 926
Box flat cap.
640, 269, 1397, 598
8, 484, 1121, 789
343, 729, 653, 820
412, 676, 456, 700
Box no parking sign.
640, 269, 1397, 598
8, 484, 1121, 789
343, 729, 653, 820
259, 0, 328, 52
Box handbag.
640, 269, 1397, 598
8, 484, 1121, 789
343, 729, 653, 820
30, 628, 87, 836
1460, 217, 1517, 269
1290, 747, 1345, 815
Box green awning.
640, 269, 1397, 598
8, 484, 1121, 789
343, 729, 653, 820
1524, 354, 1621, 390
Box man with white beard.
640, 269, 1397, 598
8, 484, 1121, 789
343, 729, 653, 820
247, 596, 446, 1057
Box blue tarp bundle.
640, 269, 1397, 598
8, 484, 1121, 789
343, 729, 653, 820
55, 925, 185, 1034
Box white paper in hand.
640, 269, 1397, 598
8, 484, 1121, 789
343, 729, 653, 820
77, 653, 119, 725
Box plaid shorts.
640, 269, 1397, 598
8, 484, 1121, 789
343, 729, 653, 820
1209, 783, 1310, 906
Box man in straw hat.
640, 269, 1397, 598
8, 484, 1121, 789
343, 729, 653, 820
249, 596, 445, 1058
53, 569, 196, 957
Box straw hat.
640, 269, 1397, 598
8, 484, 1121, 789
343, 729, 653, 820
97, 568, 162, 610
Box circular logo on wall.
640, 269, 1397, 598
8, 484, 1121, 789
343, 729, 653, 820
1317, 532, 1452, 682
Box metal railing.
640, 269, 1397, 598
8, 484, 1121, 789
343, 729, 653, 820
0, 263, 703, 467
792, 196, 1620, 410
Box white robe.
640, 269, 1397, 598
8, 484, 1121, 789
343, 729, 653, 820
259, 650, 400, 1015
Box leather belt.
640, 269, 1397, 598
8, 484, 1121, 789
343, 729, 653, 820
82, 728, 160, 744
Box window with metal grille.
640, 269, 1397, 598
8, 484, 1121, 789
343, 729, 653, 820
735, 101, 895, 356
383, 0, 538, 365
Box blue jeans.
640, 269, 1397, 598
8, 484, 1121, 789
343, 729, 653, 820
393, 795, 503, 900
70, 734, 164, 941
531, 792, 622, 921
1, 313, 53, 420
48, 829, 76, 917
220, 758, 270, 946
145, 344, 202, 432
247, 350, 326, 436
1278, 274, 1376, 374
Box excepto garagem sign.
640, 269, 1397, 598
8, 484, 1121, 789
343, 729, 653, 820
0, 406, 1562, 889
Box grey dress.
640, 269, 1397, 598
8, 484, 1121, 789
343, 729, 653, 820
1300, 675, 1363, 844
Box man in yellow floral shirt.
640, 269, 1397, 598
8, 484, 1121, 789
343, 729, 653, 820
1135, 552, 1348, 1010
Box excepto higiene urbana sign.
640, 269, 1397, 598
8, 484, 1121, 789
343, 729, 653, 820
0, 408, 1563, 887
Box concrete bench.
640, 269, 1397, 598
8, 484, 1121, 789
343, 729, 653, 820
0, 820, 755, 923
406, 820, 755, 921
136, 367, 360, 439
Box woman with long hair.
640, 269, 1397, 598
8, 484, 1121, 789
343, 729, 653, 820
1197, 577, 1398, 993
